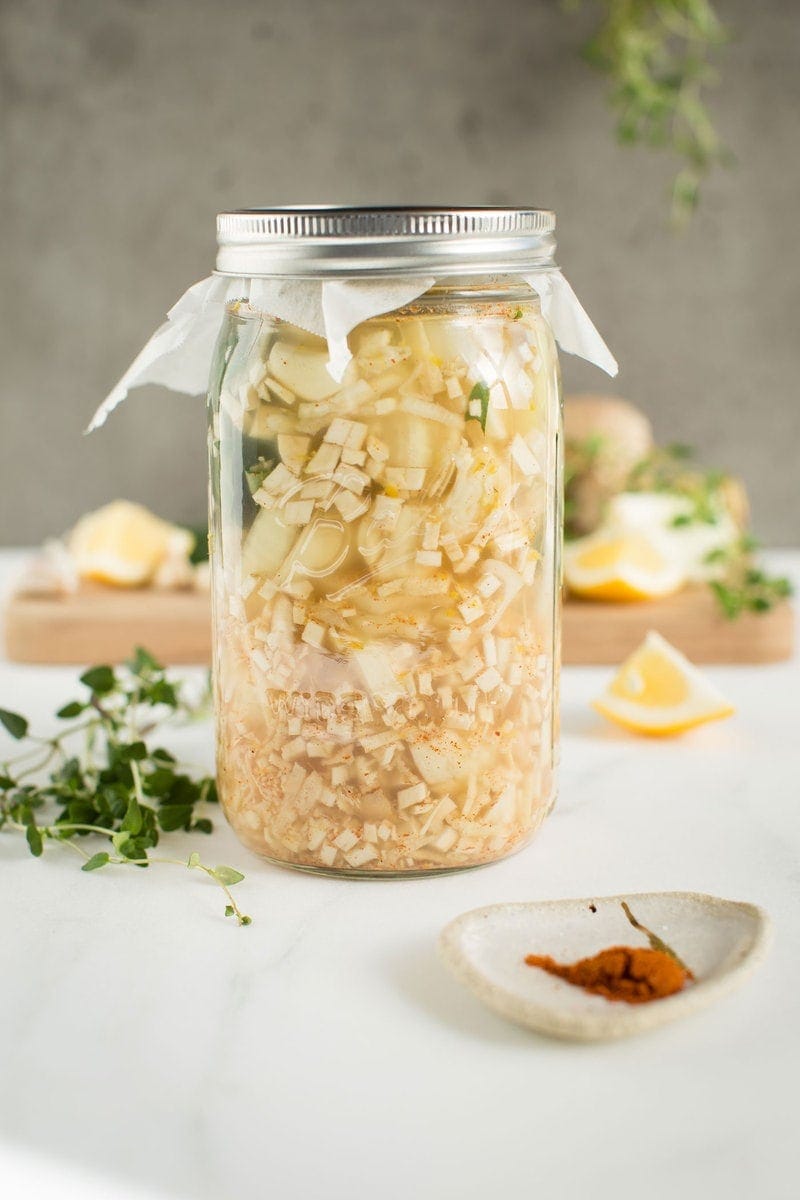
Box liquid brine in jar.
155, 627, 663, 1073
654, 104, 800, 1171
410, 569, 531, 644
208, 283, 562, 875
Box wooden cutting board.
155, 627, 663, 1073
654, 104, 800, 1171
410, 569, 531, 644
562, 587, 793, 665
4, 586, 213, 666
4, 582, 793, 667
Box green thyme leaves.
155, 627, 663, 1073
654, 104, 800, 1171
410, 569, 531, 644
612, 442, 791, 621
467, 382, 491, 434
82, 851, 110, 872
245, 457, 276, 496
577, 0, 731, 224
213, 865, 245, 886
26, 821, 43, 857
0, 709, 28, 740
705, 541, 793, 620
79, 664, 117, 694
0, 649, 251, 926
564, 434, 606, 538
627, 443, 726, 526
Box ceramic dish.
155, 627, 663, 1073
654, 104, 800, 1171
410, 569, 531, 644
439, 891, 771, 1041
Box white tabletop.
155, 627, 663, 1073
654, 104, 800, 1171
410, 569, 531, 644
1, 549, 798, 1200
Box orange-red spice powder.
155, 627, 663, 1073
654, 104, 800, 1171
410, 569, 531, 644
525, 945, 691, 1004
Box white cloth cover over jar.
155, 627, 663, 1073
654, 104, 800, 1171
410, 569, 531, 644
89, 270, 617, 431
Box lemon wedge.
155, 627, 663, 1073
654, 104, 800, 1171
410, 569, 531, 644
564, 533, 687, 601
593, 631, 735, 736
69, 501, 193, 587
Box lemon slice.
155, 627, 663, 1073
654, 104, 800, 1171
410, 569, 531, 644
564, 533, 686, 601
69, 500, 193, 587
593, 631, 735, 736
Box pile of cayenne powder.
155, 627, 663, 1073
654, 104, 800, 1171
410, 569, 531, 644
525, 902, 693, 1005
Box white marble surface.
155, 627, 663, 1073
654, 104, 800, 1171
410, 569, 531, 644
0, 550, 798, 1200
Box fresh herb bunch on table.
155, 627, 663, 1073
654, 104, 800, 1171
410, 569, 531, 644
0, 648, 251, 926
627, 445, 793, 618
564, 420, 793, 620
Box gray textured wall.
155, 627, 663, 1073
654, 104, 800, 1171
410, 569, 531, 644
2, 0, 798, 544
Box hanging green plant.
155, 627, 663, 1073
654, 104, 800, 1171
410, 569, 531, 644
568, 0, 732, 223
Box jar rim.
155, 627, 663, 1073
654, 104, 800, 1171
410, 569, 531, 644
215, 206, 556, 278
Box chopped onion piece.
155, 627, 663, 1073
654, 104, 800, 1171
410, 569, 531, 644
397, 781, 428, 809
407, 575, 449, 596
284, 500, 315, 526
385, 467, 426, 492
278, 434, 311, 471
434, 828, 458, 852
301, 619, 326, 648
305, 442, 341, 475
422, 522, 440, 550
400, 395, 464, 428
263, 377, 295, 406
353, 646, 406, 706
492, 530, 529, 555
256, 462, 296, 498
366, 435, 390, 461
458, 595, 485, 625
510, 435, 540, 477
441, 536, 464, 563
476, 666, 503, 693
332, 464, 370, 494
346, 844, 378, 868
448, 626, 471, 652
372, 494, 403, 524
477, 571, 502, 598
334, 489, 369, 522
333, 828, 359, 852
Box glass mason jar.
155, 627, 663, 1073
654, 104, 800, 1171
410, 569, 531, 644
208, 208, 562, 875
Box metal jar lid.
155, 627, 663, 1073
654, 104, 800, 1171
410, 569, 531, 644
215, 206, 556, 278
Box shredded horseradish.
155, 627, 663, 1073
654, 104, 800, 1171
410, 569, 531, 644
209, 299, 559, 872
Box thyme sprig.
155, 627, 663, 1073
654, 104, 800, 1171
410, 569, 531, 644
564, 433, 606, 537
705, 538, 793, 620
571, 0, 731, 223
467, 382, 491, 434
626, 442, 725, 526
0, 648, 251, 926
625, 445, 793, 618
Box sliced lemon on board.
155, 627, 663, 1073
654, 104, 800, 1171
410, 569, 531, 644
69, 500, 193, 587
593, 631, 735, 737
564, 533, 687, 601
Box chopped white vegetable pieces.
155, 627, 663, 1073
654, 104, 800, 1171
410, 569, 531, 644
301, 620, 326, 648
284, 500, 316, 526
305, 442, 341, 475
214, 305, 557, 874
384, 467, 426, 492
510, 435, 540, 477
268, 342, 339, 402
397, 781, 428, 810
